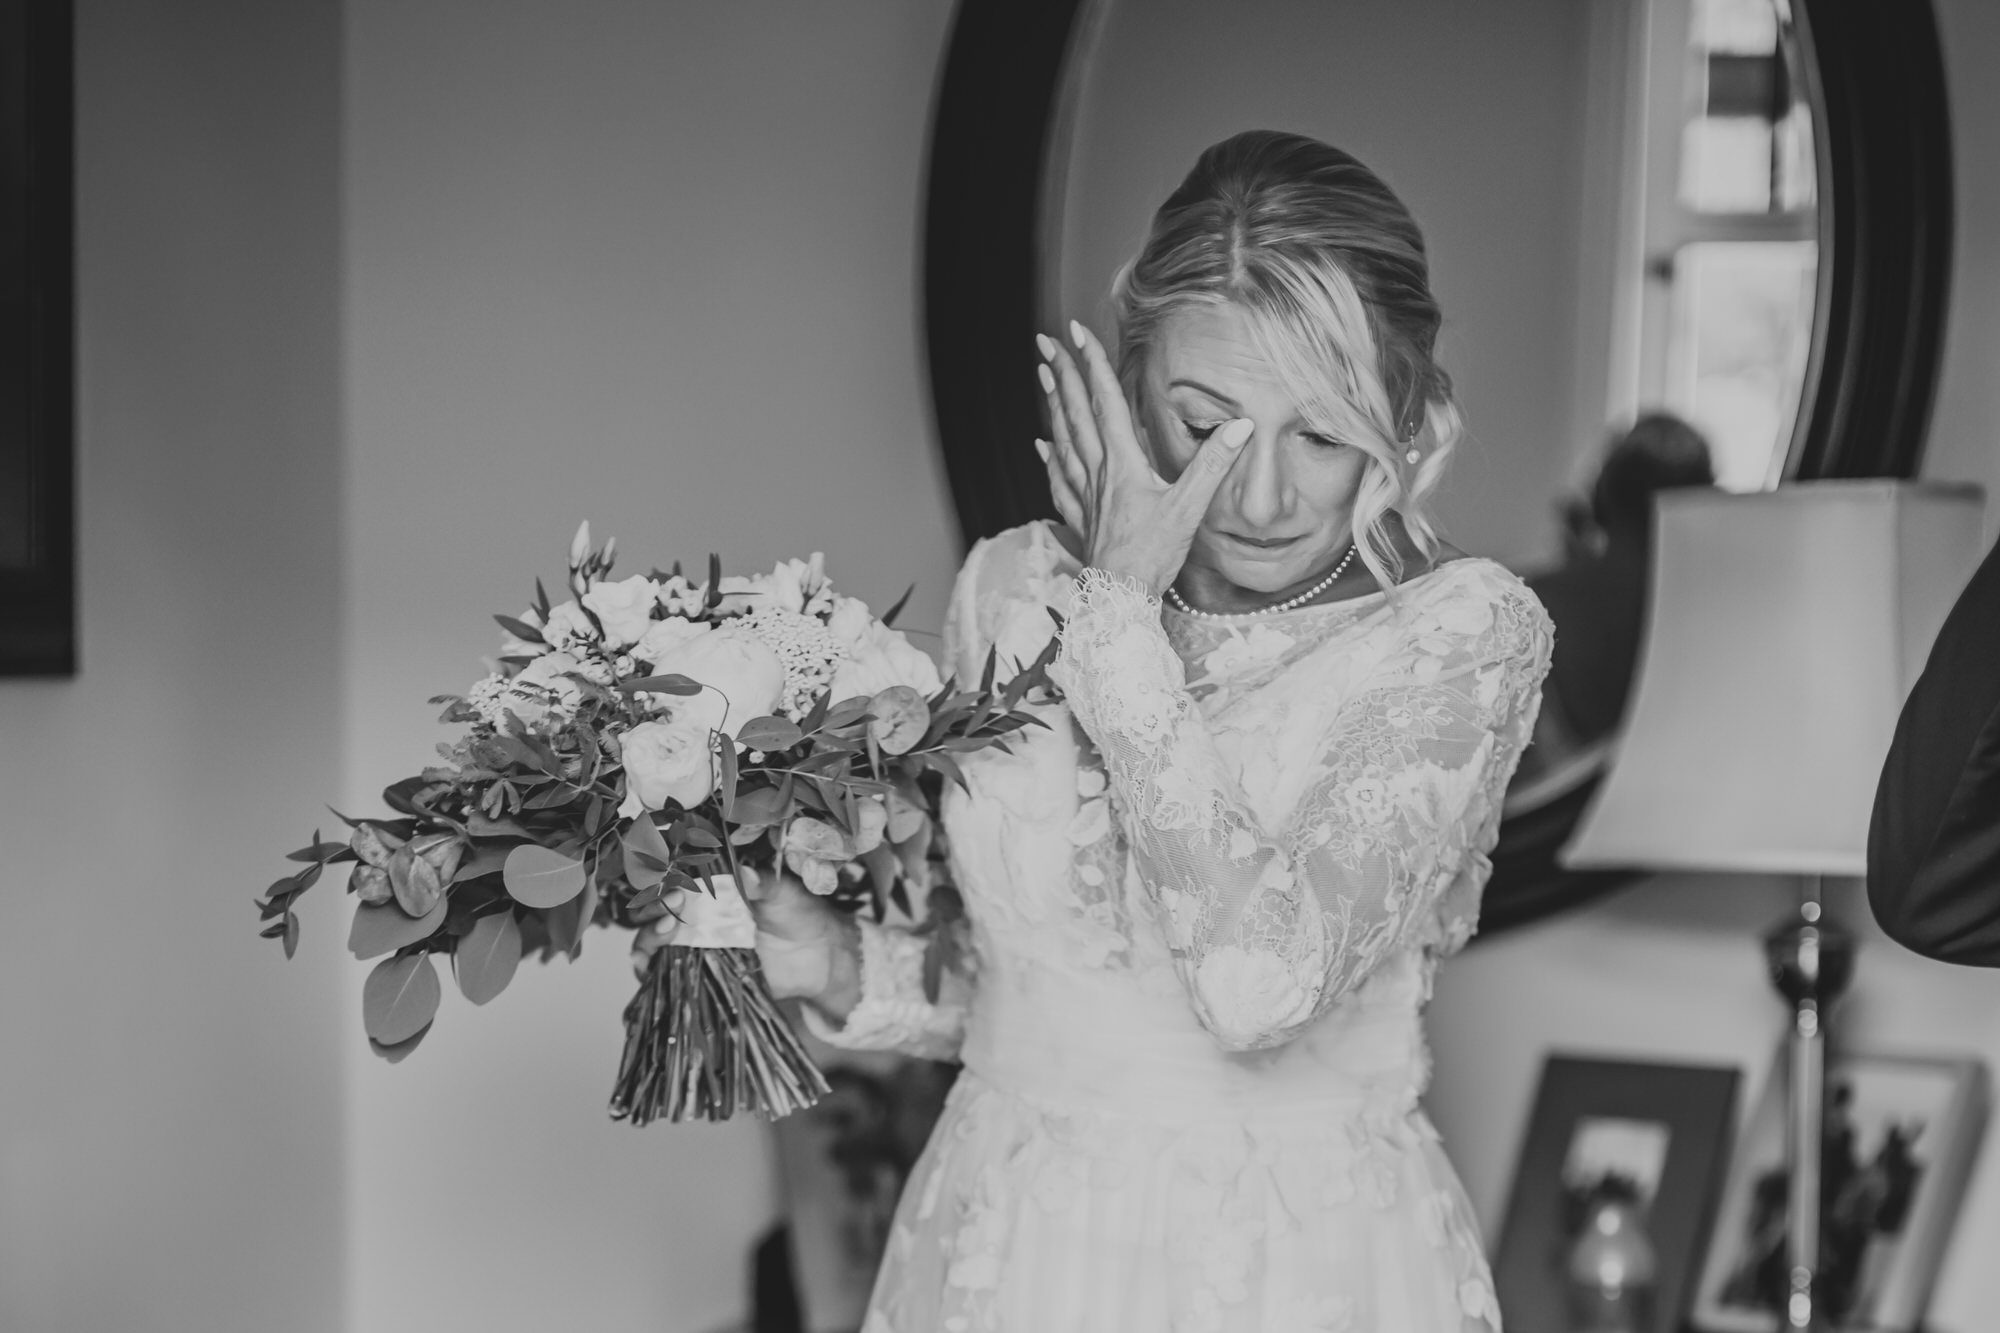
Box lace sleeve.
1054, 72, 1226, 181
1052, 566, 1552, 1052
796, 531, 1031, 1060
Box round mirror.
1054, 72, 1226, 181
922, 0, 1951, 931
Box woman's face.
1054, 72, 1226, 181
1137, 302, 1369, 597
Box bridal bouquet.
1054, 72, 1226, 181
256, 524, 1053, 1123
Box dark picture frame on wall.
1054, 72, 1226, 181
1, 0, 75, 677
1494, 1054, 1741, 1333
1690, 1050, 1990, 1333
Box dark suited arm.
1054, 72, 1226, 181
1868, 538, 2000, 965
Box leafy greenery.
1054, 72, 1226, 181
255, 539, 1061, 1087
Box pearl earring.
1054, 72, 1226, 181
1406, 447, 1421, 465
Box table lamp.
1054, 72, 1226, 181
1562, 479, 1983, 1330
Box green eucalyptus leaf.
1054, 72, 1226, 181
730, 786, 789, 825
736, 716, 804, 752
867, 687, 930, 756
390, 844, 444, 916
363, 953, 442, 1046
493, 613, 545, 644
800, 688, 832, 735
825, 697, 873, 730
503, 844, 587, 909
884, 789, 928, 844
452, 841, 512, 884
465, 813, 532, 840
717, 738, 739, 821
348, 895, 449, 960
542, 877, 597, 957
617, 674, 703, 697
621, 816, 673, 890
880, 582, 915, 628
455, 912, 522, 1006
368, 1021, 432, 1064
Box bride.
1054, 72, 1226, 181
750, 129, 1552, 1332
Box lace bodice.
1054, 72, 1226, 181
810, 520, 1552, 1072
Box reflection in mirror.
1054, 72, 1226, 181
1642, 0, 1821, 491
1037, 0, 1819, 918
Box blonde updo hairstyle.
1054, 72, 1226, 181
1111, 130, 1461, 590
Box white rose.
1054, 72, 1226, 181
758, 560, 813, 615
581, 575, 661, 650
539, 600, 595, 651
619, 713, 717, 817
632, 616, 711, 669
824, 595, 876, 649
828, 620, 942, 701
644, 625, 785, 734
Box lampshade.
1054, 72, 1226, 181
1563, 480, 1983, 877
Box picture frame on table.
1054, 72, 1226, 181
1494, 1053, 1742, 1333
1690, 1050, 1990, 1333
1, 0, 76, 677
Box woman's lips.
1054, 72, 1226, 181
1223, 532, 1303, 550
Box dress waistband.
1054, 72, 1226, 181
959, 963, 1425, 1127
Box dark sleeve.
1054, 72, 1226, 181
1868, 538, 2000, 965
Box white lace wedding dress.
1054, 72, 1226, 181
806, 521, 1553, 1333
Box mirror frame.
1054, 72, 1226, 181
0, 0, 75, 677
921, 0, 1954, 935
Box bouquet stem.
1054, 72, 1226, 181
610, 945, 831, 1124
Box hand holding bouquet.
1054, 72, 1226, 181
257, 525, 1055, 1122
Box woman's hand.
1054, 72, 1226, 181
742, 869, 863, 1019
1035, 320, 1253, 597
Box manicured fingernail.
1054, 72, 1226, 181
1037, 363, 1056, 394
1220, 418, 1254, 448
1036, 333, 1058, 360
1034, 439, 1051, 462
1069, 319, 1088, 349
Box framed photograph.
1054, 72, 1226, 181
1, 0, 76, 676
1495, 1054, 1742, 1333
1691, 1051, 1990, 1333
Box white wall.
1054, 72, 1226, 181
0, 1, 348, 1330
339, 2, 960, 1330
1427, 6, 2000, 1330
1055, 0, 1599, 571
1920, 0, 2000, 543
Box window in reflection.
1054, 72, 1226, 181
1635, 0, 1817, 492
1681, 0, 1815, 214
1666, 240, 1818, 490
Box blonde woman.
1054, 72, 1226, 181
751, 130, 1553, 1332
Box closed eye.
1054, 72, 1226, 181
1181, 419, 1348, 449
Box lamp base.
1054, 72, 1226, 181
1761, 879, 1856, 1331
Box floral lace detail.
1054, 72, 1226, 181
801, 913, 972, 1061
868, 1072, 1500, 1333
1051, 562, 1552, 1052
838, 525, 1527, 1332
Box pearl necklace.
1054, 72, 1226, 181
1164, 543, 1357, 618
